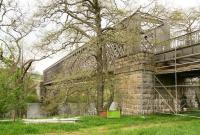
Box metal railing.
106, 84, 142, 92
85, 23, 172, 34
154, 29, 200, 54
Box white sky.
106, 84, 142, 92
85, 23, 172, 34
161, 0, 200, 9
18, 0, 200, 74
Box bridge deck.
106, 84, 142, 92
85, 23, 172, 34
155, 29, 200, 75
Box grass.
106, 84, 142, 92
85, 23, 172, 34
0, 114, 200, 135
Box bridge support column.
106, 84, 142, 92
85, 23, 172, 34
39, 82, 47, 102
114, 53, 155, 115
155, 76, 200, 113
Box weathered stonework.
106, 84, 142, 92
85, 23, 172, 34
154, 76, 199, 113
58, 103, 96, 116
114, 52, 199, 115
27, 103, 45, 118
114, 53, 155, 115
40, 11, 200, 116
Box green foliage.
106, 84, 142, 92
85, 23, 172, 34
0, 69, 16, 116
43, 73, 115, 114
30, 74, 42, 81
25, 94, 39, 103
0, 68, 36, 118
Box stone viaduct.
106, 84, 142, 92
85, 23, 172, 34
41, 11, 200, 115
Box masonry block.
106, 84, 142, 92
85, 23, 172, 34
114, 53, 154, 115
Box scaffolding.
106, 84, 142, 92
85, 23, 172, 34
153, 29, 200, 115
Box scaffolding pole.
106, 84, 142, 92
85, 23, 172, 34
175, 40, 178, 114
153, 30, 200, 117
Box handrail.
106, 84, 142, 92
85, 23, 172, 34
157, 29, 200, 45
154, 29, 200, 54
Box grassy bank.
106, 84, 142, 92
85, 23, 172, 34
0, 115, 200, 135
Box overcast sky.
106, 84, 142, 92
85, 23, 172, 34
18, 0, 200, 74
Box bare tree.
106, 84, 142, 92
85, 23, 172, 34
0, 0, 58, 120
35, 0, 136, 114
169, 8, 200, 36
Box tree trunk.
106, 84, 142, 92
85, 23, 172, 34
96, 47, 105, 114
94, 0, 107, 115
12, 110, 16, 122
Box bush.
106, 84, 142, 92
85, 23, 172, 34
25, 94, 40, 103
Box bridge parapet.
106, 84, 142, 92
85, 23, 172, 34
155, 29, 200, 54
154, 29, 200, 74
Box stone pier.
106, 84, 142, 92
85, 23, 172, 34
155, 75, 199, 112
114, 53, 155, 115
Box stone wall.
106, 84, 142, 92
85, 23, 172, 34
27, 103, 45, 118
183, 79, 199, 109
154, 88, 179, 113
154, 76, 199, 113
114, 53, 155, 115
58, 103, 96, 116
185, 88, 198, 108
114, 52, 199, 115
